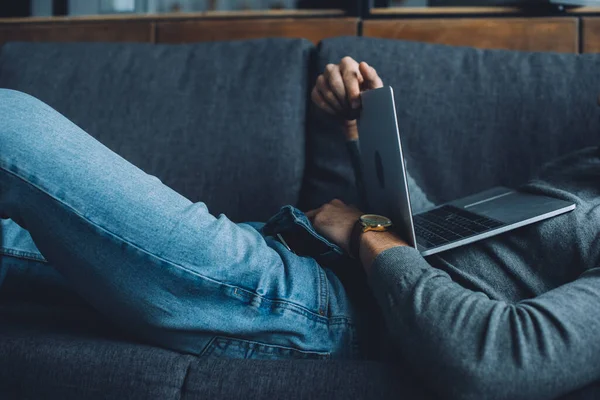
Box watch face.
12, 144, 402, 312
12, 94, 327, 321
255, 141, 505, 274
360, 214, 392, 228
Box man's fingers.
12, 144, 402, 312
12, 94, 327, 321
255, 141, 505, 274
342, 70, 362, 110
316, 75, 343, 112
340, 57, 363, 110
323, 64, 349, 109
311, 87, 336, 115
312, 58, 383, 120
359, 62, 384, 89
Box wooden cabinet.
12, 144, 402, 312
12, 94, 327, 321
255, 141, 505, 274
0, 12, 591, 53
582, 17, 600, 53
0, 21, 153, 45
156, 18, 357, 44
363, 18, 578, 53
0, 13, 357, 45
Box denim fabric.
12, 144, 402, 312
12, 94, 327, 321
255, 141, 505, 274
262, 205, 345, 264
0, 219, 46, 262
0, 89, 360, 360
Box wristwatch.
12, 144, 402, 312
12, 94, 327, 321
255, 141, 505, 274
349, 214, 393, 259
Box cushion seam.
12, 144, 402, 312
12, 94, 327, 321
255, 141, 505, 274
178, 359, 193, 400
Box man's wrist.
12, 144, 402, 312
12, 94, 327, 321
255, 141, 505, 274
342, 120, 358, 141
359, 231, 409, 276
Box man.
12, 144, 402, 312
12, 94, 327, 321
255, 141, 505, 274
1, 56, 599, 400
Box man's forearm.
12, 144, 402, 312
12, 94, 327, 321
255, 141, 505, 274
368, 245, 600, 400
360, 231, 409, 276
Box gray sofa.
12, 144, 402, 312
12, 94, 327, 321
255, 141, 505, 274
0, 36, 599, 399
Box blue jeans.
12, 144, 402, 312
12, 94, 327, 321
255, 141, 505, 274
0, 89, 364, 359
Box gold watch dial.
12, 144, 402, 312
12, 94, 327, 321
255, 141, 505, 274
360, 214, 393, 229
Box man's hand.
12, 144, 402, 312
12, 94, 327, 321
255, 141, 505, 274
307, 199, 410, 276
305, 199, 363, 254
311, 57, 384, 140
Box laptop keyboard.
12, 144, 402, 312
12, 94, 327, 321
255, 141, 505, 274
413, 205, 504, 248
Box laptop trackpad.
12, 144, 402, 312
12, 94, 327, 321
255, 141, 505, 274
462, 190, 568, 225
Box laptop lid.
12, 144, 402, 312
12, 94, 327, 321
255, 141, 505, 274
357, 86, 418, 248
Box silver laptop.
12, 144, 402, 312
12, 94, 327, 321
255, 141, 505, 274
357, 86, 575, 256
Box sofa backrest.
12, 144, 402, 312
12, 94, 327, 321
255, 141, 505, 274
0, 39, 312, 222
3, 37, 599, 218
315, 37, 600, 204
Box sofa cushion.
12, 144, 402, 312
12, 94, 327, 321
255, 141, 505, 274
316, 37, 600, 204
1, 292, 598, 399
0, 39, 312, 222
0, 324, 196, 400
0, 315, 435, 400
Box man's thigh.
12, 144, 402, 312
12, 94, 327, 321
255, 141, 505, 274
430, 147, 600, 303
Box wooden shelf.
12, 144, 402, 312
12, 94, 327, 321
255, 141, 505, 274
0, 15, 358, 45
371, 7, 527, 16
582, 17, 600, 52
562, 6, 600, 14
156, 17, 358, 44
0, 21, 154, 43
372, 6, 600, 16
3, 7, 599, 53
0, 9, 346, 25
363, 17, 578, 53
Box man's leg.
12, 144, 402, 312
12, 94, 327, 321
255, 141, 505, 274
0, 89, 356, 358
0, 219, 45, 264
431, 146, 600, 303
0, 219, 76, 306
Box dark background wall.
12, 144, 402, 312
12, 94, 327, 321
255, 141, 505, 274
0, 2, 31, 18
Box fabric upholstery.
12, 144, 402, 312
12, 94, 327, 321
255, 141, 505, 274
298, 108, 361, 210
0, 305, 433, 400
0, 39, 312, 222
182, 359, 430, 399
0, 325, 196, 400
2, 37, 600, 400
316, 37, 600, 204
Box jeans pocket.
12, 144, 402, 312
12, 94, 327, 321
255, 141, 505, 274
200, 336, 330, 360
261, 205, 345, 264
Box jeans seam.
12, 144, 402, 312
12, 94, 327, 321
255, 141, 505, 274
231, 286, 328, 322
204, 335, 331, 358
0, 247, 47, 262
0, 163, 326, 320
317, 266, 328, 317
199, 336, 217, 357
178, 359, 193, 400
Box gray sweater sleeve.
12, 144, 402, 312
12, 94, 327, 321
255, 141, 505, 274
370, 246, 600, 400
